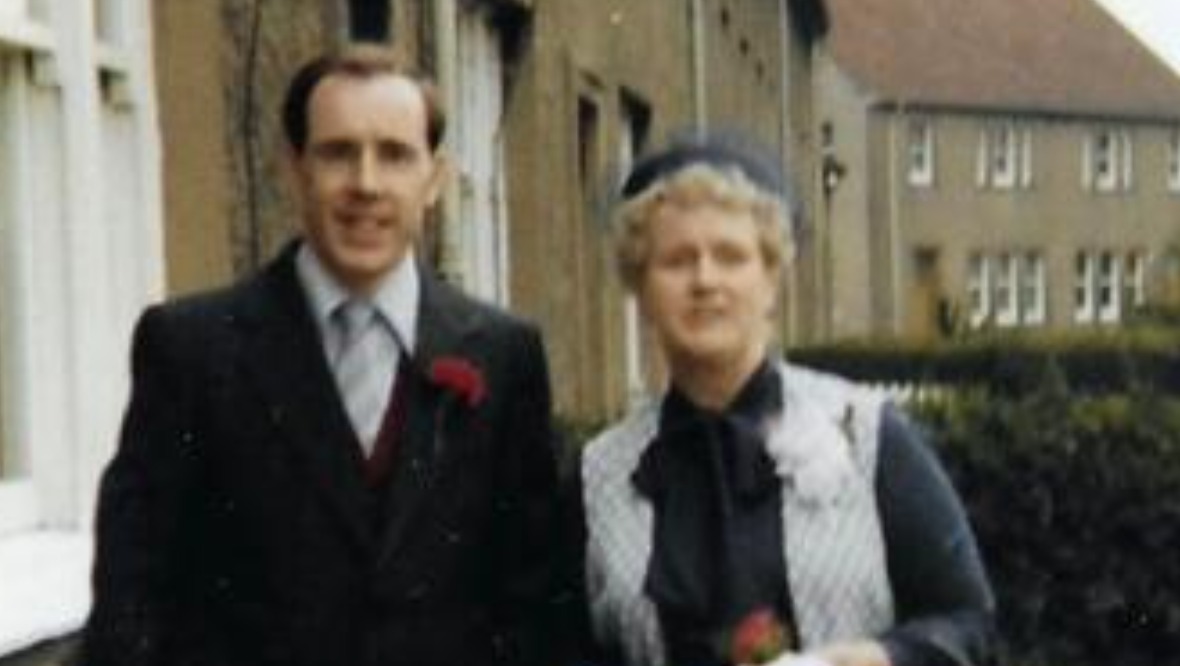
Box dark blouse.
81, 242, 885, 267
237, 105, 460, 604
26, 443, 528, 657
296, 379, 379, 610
631, 362, 789, 664
559, 367, 997, 666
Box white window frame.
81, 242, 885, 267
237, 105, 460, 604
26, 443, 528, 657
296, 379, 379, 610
988, 123, 1017, 189
1019, 126, 1033, 188
27, 0, 48, 21
1019, 251, 1046, 325
966, 253, 991, 328
95, 0, 127, 45
977, 120, 1032, 190
993, 252, 1019, 327
1096, 250, 1120, 323
452, 5, 510, 305
1093, 130, 1117, 191
0, 0, 26, 20
906, 117, 934, 187
0, 0, 164, 656
1086, 128, 1133, 192
1074, 251, 1097, 324
0, 41, 95, 659
1121, 130, 1134, 190
0, 46, 48, 529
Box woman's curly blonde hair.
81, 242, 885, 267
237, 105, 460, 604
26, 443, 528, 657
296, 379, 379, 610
613, 163, 793, 292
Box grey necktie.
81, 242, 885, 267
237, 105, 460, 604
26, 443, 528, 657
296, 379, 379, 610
331, 300, 395, 455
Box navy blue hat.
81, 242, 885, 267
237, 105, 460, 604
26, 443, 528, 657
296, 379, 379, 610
620, 134, 785, 201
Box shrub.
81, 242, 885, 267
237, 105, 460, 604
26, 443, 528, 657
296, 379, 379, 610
789, 330, 1180, 396
917, 385, 1180, 666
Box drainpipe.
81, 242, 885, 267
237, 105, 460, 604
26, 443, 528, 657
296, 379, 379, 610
434, 0, 462, 283
778, 0, 796, 343
887, 102, 906, 334
689, 0, 707, 128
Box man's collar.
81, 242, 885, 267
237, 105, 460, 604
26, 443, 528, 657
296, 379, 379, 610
294, 242, 420, 352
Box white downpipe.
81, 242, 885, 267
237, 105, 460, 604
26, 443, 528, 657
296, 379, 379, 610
689, 0, 707, 127
887, 104, 905, 334
778, 0, 797, 343
434, 0, 462, 282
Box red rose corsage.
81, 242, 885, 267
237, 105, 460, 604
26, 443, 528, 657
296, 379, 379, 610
430, 357, 486, 408
728, 607, 793, 665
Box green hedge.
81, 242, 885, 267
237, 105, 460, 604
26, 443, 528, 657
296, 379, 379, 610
788, 330, 1180, 394
917, 384, 1180, 666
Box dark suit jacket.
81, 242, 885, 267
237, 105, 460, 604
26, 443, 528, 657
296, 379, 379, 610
80, 243, 564, 666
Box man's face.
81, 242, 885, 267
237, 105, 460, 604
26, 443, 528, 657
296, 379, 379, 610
290, 73, 444, 294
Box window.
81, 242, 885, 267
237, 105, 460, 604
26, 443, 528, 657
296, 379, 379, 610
1123, 251, 1147, 314
1084, 128, 1133, 192
1074, 251, 1097, 323
618, 91, 651, 408
94, 0, 126, 45
1168, 129, 1180, 192
453, 6, 509, 303
0, 106, 8, 481
0, 334, 7, 480
978, 121, 1032, 189
577, 95, 600, 204
906, 117, 934, 187
1019, 251, 1046, 325
983, 123, 1016, 188
1074, 249, 1143, 324
966, 253, 991, 328
1093, 132, 1114, 189
993, 252, 1019, 326
1096, 250, 1120, 323
25, 0, 43, 19
349, 0, 391, 42
968, 250, 1049, 328
0, 4, 164, 655
0, 53, 23, 486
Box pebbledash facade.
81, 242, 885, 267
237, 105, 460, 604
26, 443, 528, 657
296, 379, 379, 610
808, 0, 1180, 341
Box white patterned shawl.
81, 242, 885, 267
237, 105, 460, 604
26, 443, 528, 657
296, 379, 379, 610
581, 361, 896, 666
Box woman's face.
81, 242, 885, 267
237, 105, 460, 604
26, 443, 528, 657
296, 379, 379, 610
639, 199, 778, 374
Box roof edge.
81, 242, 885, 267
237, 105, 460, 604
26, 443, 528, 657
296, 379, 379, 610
869, 99, 1180, 124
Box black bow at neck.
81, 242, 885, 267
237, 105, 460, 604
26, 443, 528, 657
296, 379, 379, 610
632, 360, 785, 633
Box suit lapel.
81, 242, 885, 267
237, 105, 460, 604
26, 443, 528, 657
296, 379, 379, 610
234, 245, 373, 554
376, 270, 482, 565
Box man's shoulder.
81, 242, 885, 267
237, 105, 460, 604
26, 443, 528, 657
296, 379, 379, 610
428, 274, 539, 336
152, 244, 298, 322
582, 404, 658, 473
147, 277, 262, 326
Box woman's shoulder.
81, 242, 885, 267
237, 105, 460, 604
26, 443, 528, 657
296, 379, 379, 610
779, 360, 880, 404
582, 402, 660, 475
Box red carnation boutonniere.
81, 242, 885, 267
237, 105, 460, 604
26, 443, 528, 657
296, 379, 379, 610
727, 607, 794, 665
430, 357, 486, 408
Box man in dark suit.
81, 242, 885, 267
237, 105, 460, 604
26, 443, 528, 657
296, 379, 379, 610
80, 44, 563, 666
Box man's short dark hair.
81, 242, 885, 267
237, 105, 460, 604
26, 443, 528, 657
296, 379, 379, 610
282, 44, 446, 154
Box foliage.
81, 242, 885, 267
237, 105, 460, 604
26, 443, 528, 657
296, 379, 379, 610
916, 383, 1180, 666
789, 329, 1180, 395
556, 352, 1180, 665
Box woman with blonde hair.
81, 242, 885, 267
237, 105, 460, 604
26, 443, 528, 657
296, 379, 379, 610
563, 136, 996, 666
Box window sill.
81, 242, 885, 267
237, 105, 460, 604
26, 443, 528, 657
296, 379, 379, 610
0, 530, 91, 658
0, 15, 54, 53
